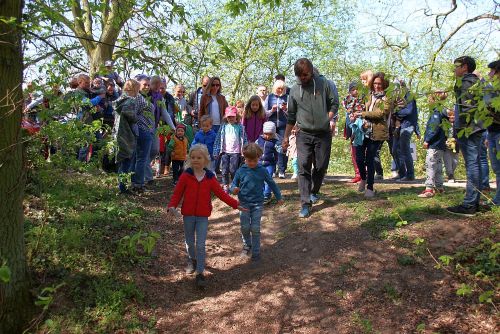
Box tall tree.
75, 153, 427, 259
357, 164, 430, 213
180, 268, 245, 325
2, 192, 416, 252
0, 0, 34, 332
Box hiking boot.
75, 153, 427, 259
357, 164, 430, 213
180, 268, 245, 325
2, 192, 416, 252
358, 180, 366, 192
195, 273, 207, 288
364, 189, 375, 198
446, 204, 477, 217
418, 188, 435, 198
310, 193, 320, 204
299, 205, 311, 218
185, 259, 197, 274
350, 176, 361, 183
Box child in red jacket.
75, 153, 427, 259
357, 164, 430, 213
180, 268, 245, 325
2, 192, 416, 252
167, 144, 246, 288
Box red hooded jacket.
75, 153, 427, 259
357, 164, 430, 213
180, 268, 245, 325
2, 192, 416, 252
168, 168, 239, 217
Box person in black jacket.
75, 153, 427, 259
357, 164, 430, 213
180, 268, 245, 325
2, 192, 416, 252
446, 56, 486, 216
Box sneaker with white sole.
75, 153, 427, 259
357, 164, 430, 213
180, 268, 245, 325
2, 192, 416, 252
358, 180, 366, 192
291, 173, 298, 180
278, 172, 286, 179
364, 189, 375, 198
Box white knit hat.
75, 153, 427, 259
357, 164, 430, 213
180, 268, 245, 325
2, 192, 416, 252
263, 121, 276, 134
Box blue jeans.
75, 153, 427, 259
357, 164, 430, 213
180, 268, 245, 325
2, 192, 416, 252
394, 126, 415, 178
183, 216, 209, 274
457, 131, 484, 208
221, 153, 240, 185
277, 128, 288, 174
118, 157, 134, 192
356, 138, 382, 191
239, 203, 263, 257
263, 164, 275, 198
132, 128, 153, 187
145, 135, 160, 182
480, 131, 490, 189
487, 130, 500, 205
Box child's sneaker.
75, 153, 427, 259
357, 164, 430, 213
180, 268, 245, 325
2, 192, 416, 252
291, 173, 298, 180
240, 247, 251, 258
195, 273, 207, 288
263, 195, 272, 204
278, 172, 286, 179
418, 188, 435, 198
364, 189, 375, 198
185, 259, 197, 274
358, 180, 366, 192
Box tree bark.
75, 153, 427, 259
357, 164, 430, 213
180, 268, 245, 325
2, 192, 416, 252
0, 0, 34, 332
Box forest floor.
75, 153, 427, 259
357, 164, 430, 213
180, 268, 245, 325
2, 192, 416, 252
127, 174, 499, 334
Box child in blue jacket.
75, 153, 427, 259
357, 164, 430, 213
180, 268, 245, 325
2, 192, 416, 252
256, 121, 283, 203
231, 143, 283, 261
419, 91, 449, 198
192, 115, 217, 170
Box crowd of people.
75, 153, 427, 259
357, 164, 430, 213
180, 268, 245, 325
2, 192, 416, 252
23, 56, 499, 287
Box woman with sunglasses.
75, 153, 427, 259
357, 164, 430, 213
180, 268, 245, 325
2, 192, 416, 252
199, 77, 229, 135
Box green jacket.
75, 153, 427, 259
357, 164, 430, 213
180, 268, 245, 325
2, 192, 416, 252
362, 95, 391, 141
287, 75, 337, 134
113, 95, 137, 163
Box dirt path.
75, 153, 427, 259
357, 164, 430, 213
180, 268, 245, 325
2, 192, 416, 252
135, 176, 497, 334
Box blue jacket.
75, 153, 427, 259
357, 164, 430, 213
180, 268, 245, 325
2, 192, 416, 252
192, 129, 217, 158
424, 108, 448, 150
394, 92, 418, 130
265, 93, 288, 130
256, 135, 282, 166
230, 164, 282, 205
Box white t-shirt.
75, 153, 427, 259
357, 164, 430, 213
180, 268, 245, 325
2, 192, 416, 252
210, 95, 221, 125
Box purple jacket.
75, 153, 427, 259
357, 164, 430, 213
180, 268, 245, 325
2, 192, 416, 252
242, 113, 265, 142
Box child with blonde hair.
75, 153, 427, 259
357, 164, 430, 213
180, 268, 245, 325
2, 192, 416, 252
168, 144, 246, 287
231, 143, 283, 261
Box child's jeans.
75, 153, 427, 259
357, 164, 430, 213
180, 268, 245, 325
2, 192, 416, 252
263, 164, 276, 198
291, 157, 298, 175
240, 203, 263, 258
424, 149, 444, 189
183, 216, 209, 274
221, 153, 240, 185
172, 160, 184, 183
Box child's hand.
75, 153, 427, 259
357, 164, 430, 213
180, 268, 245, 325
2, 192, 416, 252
423, 142, 429, 149
167, 207, 180, 219
276, 199, 285, 205
237, 206, 249, 212
232, 187, 240, 195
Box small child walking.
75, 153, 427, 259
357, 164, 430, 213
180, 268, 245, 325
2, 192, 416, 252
287, 125, 299, 180
231, 143, 283, 261
213, 106, 248, 192
419, 91, 449, 198
257, 121, 283, 203
242, 95, 266, 143
167, 144, 246, 287
167, 124, 189, 185
192, 115, 217, 170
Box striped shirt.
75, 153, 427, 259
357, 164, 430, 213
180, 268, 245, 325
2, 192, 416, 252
136, 94, 155, 133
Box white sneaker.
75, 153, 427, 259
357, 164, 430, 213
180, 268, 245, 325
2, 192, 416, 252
278, 172, 286, 179
291, 173, 298, 180
391, 170, 399, 178
364, 189, 375, 198
358, 180, 366, 192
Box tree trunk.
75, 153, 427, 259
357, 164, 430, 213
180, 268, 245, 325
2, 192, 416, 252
89, 43, 114, 77
0, 0, 34, 332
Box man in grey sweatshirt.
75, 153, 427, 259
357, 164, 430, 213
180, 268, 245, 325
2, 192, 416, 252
282, 58, 339, 218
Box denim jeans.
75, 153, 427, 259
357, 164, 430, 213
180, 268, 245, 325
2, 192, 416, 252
457, 131, 483, 208
394, 126, 415, 178
296, 130, 332, 206
212, 125, 221, 173
145, 135, 160, 182
221, 153, 240, 185
277, 128, 288, 174
239, 203, 263, 258
263, 164, 275, 198
480, 131, 490, 189
118, 157, 134, 192
131, 128, 153, 187
487, 130, 500, 205
356, 138, 382, 191
183, 216, 209, 274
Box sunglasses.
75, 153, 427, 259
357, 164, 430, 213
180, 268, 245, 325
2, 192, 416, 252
212, 84, 220, 87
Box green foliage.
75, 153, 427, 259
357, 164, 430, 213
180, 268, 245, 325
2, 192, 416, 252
0, 262, 11, 283
456, 283, 473, 296
117, 231, 161, 261
35, 283, 65, 310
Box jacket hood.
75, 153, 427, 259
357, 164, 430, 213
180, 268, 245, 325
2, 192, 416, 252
184, 167, 215, 179
113, 94, 132, 114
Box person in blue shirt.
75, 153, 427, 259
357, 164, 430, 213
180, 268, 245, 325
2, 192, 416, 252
192, 115, 217, 170
231, 143, 284, 262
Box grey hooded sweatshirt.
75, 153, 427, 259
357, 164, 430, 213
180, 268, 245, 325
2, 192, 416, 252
454, 73, 484, 134
287, 75, 338, 134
